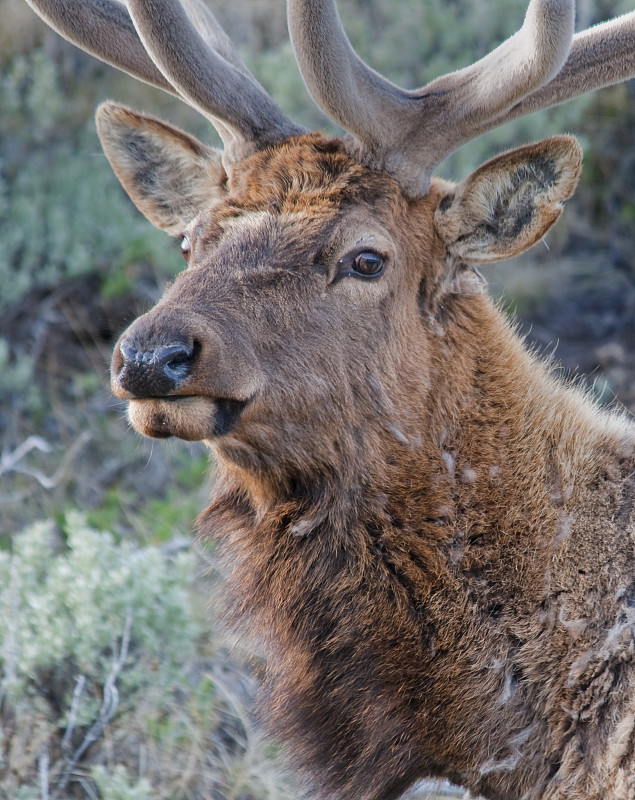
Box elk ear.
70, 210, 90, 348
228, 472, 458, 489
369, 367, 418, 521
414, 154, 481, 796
434, 136, 582, 263
96, 102, 227, 235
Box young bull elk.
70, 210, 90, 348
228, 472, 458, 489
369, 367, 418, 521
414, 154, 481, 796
23, 0, 635, 797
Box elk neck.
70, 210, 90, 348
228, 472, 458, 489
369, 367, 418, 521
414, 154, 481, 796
197, 278, 635, 798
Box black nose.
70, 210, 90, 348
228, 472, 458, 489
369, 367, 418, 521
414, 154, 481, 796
115, 338, 197, 397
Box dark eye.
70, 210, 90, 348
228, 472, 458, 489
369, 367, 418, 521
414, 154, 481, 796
180, 235, 191, 262
337, 249, 386, 281
353, 251, 384, 276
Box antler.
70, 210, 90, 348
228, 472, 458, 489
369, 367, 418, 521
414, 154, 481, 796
480, 13, 635, 130
288, 0, 635, 197
25, 0, 304, 162
24, 0, 635, 196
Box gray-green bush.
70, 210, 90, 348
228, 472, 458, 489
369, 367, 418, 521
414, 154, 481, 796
0, 49, 177, 314
0, 512, 294, 799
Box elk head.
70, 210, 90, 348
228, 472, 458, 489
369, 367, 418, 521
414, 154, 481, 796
103, 116, 582, 489
25, 0, 635, 493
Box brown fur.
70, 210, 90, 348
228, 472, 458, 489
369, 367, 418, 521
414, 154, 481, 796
102, 129, 635, 800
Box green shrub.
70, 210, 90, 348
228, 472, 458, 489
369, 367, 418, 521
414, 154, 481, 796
0, 47, 178, 316
1, 512, 195, 702
91, 766, 153, 800
0, 513, 294, 799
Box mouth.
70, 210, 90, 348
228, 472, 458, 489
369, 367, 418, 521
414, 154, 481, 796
126, 395, 250, 441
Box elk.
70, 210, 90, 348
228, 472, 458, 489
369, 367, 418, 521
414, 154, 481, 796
23, 0, 635, 797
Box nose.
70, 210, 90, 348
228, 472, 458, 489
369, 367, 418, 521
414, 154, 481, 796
113, 336, 198, 397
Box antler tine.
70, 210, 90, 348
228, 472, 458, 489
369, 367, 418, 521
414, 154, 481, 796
27, 0, 267, 88
26, 0, 304, 164
153, 0, 281, 149
475, 12, 635, 133
288, 0, 575, 197
179, 0, 250, 75
25, 0, 177, 96
126, 0, 304, 162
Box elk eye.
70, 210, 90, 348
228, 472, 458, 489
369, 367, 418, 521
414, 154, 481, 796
352, 251, 384, 277
335, 249, 386, 282
180, 235, 191, 262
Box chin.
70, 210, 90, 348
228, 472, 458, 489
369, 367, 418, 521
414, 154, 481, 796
127, 396, 248, 441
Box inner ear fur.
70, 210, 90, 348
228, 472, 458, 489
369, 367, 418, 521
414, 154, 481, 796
434, 136, 582, 263
96, 102, 227, 235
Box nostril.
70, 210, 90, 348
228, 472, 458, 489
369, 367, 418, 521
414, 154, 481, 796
119, 339, 139, 368
155, 342, 198, 382
116, 337, 199, 396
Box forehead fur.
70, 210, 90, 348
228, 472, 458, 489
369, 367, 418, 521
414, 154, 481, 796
226, 132, 404, 215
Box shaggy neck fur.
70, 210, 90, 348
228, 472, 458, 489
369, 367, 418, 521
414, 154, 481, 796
199, 289, 635, 800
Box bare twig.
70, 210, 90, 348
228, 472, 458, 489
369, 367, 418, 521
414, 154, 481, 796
38, 745, 50, 800
56, 608, 133, 797
0, 431, 91, 490
61, 674, 87, 759
75, 775, 100, 800
0, 436, 52, 473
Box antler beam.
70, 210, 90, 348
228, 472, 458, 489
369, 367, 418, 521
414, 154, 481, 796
25, 0, 304, 163
288, 0, 635, 198
126, 0, 303, 159
287, 0, 575, 196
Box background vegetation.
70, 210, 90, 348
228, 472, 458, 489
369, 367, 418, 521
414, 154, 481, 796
1, 0, 635, 797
